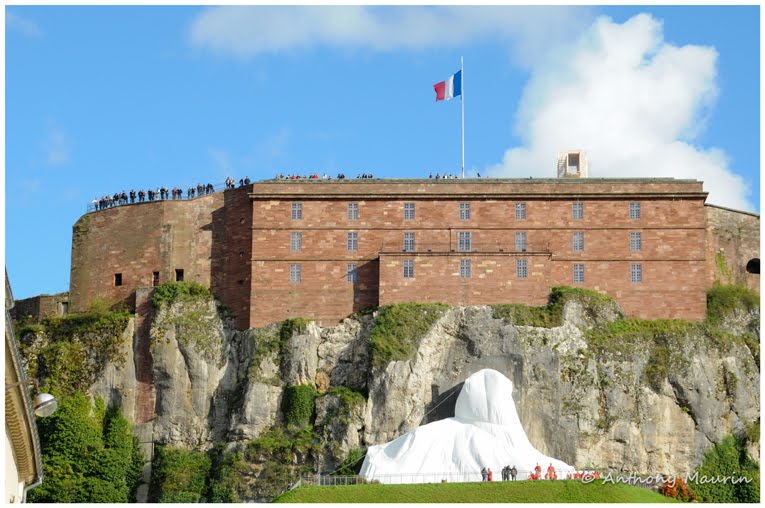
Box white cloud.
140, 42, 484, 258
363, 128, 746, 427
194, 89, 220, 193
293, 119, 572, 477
188, 6, 592, 67
43, 121, 70, 166
488, 14, 753, 212
6, 11, 42, 37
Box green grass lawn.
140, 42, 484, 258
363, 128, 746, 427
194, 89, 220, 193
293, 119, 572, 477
274, 479, 677, 503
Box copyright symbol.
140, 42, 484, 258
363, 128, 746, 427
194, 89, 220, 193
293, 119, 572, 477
581, 472, 596, 484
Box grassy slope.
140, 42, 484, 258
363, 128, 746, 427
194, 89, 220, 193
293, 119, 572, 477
274, 480, 676, 503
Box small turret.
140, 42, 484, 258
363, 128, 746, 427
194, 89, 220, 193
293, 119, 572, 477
557, 150, 587, 178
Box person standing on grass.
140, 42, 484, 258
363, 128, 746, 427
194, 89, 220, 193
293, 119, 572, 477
510, 465, 517, 481
481, 467, 487, 482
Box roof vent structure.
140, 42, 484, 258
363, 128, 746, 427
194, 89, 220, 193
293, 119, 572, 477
557, 150, 587, 178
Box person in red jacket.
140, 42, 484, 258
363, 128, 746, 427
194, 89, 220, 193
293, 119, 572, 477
487, 468, 493, 481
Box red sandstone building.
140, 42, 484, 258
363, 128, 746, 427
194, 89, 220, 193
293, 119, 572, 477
69, 155, 759, 329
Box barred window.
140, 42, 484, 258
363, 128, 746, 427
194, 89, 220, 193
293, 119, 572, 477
630, 232, 642, 251
404, 202, 415, 220
289, 264, 301, 283
348, 202, 359, 220
347, 231, 358, 251
515, 232, 527, 252
403, 259, 414, 278
572, 202, 583, 220
515, 202, 526, 220
516, 259, 528, 279
572, 232, 584, 252
630, 263, 642, 283
347, 263, 358, 283
290, 232, 302, 251
629, 202, 641, 220
573, 264, 584, 283
458, 231, 472, 252
460, 202, 470, 220
460, 259, 471, 278
291, 202, 302, 220
403, 232, 415, 252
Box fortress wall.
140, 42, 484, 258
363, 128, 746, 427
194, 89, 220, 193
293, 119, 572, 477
250, 180, 708, 325
378, 254, 551, 308
705, 205, 760, 291
211, 187, 253, 329
250, 259, 378, 327
69, 193, 225, 312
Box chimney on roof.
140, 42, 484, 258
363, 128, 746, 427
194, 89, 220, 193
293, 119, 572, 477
557, 150, 587, 178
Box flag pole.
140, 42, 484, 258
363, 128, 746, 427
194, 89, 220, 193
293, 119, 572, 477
461, 56, 465, 179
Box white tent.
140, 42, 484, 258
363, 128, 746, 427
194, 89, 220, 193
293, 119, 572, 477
359, 369, 574, 484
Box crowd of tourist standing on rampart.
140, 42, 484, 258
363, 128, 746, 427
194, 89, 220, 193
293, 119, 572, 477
90, 177, 251, 212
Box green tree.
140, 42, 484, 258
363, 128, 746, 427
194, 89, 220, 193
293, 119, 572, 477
27, 392, 144, 503
689, 435, 760, 503
150, 445, 212, 503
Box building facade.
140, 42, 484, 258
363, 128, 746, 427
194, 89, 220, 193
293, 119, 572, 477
68, 172, 759, 329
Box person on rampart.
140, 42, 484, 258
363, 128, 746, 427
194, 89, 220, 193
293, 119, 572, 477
487, 468, 493, 481
481, 467, 487, 482
510, 465, 517, 481
545, 463, 556, 480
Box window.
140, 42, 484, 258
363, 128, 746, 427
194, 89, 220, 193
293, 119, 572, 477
291, 202, 303, 220
630, 263, 643, 283
291, 232, 302, 251
347, 263, 358, 283
347, 232, 358, 251
460, 202, 470, 220
152, 271, 160, 287
404, 202, 415, 220
629, 201, 641, 220
175, 269, 184, 282
630, 232, 642, 252
458, 231, 472, 252
572, 232, 584, 252
114, 273, 123, 287
515, 232, 527, 252
348, 202, 358, 220
516, 259, 528, 279
573, 264, 584, 284
290, 264, 301, 283
515, 202, 526, 220
403, 232, 415, 252
403, 259, 414, 278
460, 259, 471, 278
572, 202, 583, 220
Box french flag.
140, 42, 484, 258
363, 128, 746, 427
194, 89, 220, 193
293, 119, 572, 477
433, 70, 462, 101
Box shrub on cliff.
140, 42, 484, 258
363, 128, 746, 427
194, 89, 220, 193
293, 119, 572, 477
687, 434, 759, 503
706, 283, 760, 326
149, 445, 211, 503
491, 286, 617, 327
28, 393, 143, 503
151, 281, 212, 308
281, 384, 318, 427
20, 308, 131, 396
370, 302, 449, 367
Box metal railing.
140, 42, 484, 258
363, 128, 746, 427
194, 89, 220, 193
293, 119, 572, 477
298, 468, 596, 486
85, 180, 244, 213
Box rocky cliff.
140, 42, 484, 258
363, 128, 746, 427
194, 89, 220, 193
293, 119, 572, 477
81, 287, 759, 500
73, 286, 760, 500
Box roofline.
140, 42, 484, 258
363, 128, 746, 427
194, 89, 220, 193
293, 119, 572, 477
704, 203, 760, 218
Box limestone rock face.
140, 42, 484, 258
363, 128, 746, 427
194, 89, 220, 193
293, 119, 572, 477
90, 295, 759, 478
150, 299, 232, 446
90, 318, 138, 420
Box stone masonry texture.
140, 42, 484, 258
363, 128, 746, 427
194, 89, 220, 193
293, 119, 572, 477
69, 178, 759, 329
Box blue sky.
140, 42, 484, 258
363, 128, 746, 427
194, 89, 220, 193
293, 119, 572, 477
4, 5, 760, 299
